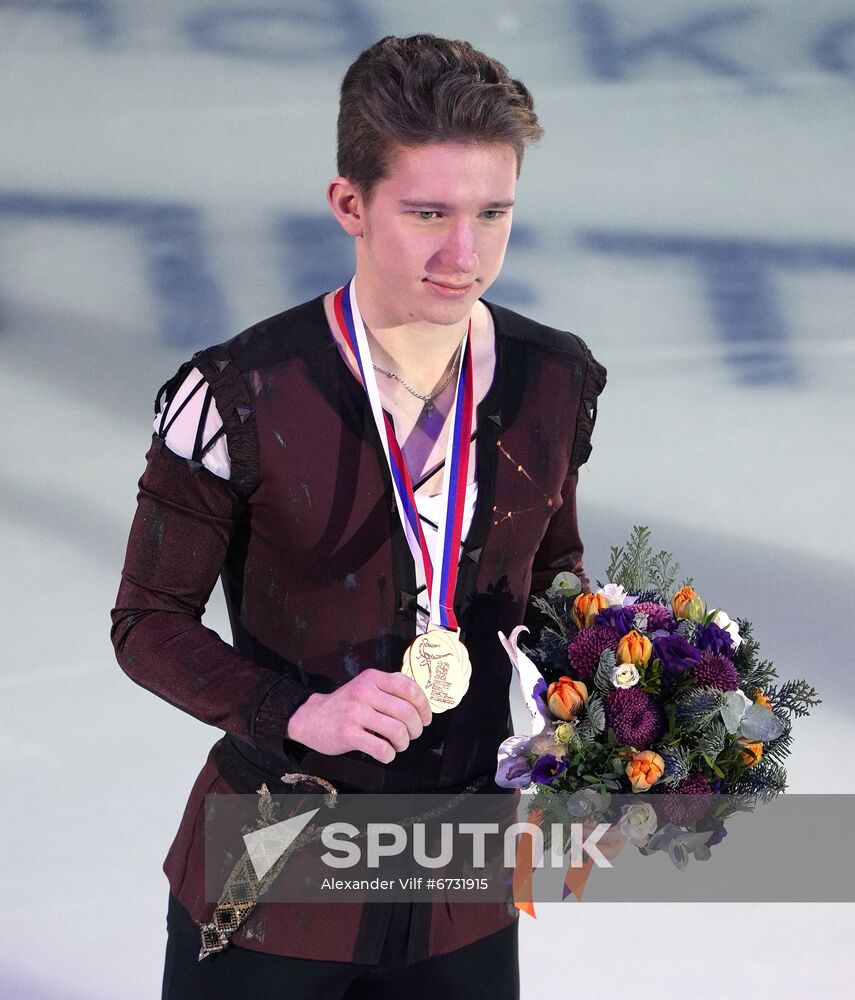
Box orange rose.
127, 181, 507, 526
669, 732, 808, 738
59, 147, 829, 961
626, 750, 665, 792
572, 591, 608, 628
546, 676, 588, 720
616, 629, 652, 666
671, 585, 706, 621
736, 738, 763, 767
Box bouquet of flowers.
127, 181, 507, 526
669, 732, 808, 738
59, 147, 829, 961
498, 525, 820, 883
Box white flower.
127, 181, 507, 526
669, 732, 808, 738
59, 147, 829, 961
618, 803, 658, 846
610, 662, 640, 689
598, 583, 628, 607
712, 609, 743, 649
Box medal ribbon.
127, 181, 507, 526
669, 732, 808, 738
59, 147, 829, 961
333, 278, 474, 631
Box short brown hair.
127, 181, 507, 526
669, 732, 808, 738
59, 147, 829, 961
337, 34, 543, 202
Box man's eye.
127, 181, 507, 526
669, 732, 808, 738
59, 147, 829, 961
482, 210, 505, 221
414, 211, 440, 221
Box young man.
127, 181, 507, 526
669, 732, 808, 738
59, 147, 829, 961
111, 33, 606, 999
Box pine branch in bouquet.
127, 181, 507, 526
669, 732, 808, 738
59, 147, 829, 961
730, 759, 788, 800
634, 588, 662, 606
760, 721, 794, 766
531, 786, 599, 852
593, 649, 617, 695
573, 718, 600, 748
521, 628, 570, 685
767, 680, 822, 720
584, 692, 606, 734
731, 619, 776, 689
720, 792, 760, 818
529, 596, 569, 642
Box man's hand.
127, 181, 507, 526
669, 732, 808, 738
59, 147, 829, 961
285, 668, 433, 763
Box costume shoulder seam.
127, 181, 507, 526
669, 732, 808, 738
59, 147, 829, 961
191, 294, 331, 372
485, 299, 587, 358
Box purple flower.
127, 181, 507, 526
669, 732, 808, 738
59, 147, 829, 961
703, 819, 728, 847
532, 677, 550, 724
652, 633, 703, 675
694, 622, 734, 657
531, 754, 567, 785
659, 774, 713, 824
594, 605, 637, 635
567, 624, 619, 679
496, 735, 534, 788
604, 687, 664, 746
499, 757, 534, 787
693, 651, 740, 691
626, 601, 676, 632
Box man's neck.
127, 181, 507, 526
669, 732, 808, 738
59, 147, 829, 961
353, 279, 476, 394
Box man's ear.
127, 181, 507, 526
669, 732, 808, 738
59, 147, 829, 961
327, 177, 364, 238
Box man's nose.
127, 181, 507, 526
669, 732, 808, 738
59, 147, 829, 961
439, 222, 479, 275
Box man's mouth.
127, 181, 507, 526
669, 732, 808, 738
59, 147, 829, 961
424, 278, 476, 296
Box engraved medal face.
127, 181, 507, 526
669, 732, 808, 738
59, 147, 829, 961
401, 627, 471, 713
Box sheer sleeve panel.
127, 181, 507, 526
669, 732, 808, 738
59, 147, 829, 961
152, 366, 231, 480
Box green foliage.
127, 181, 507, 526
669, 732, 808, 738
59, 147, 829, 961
593, 649, 616, 695
639, 657, 663, 696
760, 721, 794, 766
731, 619, 775, 690
695, 719, 728, 762
675, 618, 698, 644
572, 719, 595, 748
605, 525, 682, 596
529, 596, 569, 642
767, 679, 822, 720
730, 760, 788, 800
585, 692, 606, 734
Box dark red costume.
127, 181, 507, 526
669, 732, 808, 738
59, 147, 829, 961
111, 292, 606, 962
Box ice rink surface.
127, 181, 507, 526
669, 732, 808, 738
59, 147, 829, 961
1, 1, 853, 996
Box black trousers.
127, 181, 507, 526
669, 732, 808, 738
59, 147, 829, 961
161, 893, 520, 1000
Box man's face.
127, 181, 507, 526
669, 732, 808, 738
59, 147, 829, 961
353, 140, 518, 328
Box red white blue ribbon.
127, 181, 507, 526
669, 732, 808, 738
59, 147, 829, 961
333, 278, 473, 631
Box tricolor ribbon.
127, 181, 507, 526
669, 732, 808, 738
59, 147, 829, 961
333, 279, 474, 631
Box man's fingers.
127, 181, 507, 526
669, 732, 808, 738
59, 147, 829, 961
362, 710, 412, 753
367, 690, 425, 741
369, 670, 433, 725
353, 730, 396, 764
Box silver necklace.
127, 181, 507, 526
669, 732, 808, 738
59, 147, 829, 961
372, 341, 462, 415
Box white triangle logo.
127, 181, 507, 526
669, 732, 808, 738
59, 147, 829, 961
243, 807, 320, 880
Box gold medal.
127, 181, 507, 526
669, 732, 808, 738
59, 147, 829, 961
402, 625, 471, 713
